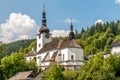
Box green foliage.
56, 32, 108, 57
44, 63, 64, 80
3, 39, 35, 56
0, 52, 38, 80
77, 54, 120, 80
0, 44, 6, 59
21, 40, 36, 54
76, 20, 120, 56
63, 70, 77, 80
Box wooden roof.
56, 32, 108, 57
9, 71, 34, 80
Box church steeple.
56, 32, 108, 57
37, 5, 52, 52
42, 4, 46, 26
69, 18, 75, 40
39, 4, 49, 34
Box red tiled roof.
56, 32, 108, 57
9, 71, 34, 80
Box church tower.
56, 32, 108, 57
37, 5, 52, 52
69, 18, 75, 40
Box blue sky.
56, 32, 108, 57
0, 0, 120, 43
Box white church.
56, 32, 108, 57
26, 7, 84, 70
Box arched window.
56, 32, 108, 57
39, 35, 41, 39
63, 54, 64, 61
71, 55, 74, 60
39, 44, 41, 47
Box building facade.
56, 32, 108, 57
26, 7, 84, 70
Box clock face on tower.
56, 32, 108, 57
45, 34, 49, 38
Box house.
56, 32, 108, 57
26, 6, 84, 70
9, 71, 35, 80
110, 41, 120, 55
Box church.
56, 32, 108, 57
26, 7, 84, 70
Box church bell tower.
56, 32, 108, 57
37, 5, 52, 52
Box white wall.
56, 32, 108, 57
55, 50, 62, 62
37, 33, 52, 52
111, 46, 120, 55
61, 48, 68, 61
60, 48, 84, 66
26, 56, 35, 62
36, 50, 56, 66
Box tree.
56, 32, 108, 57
63, 70, 77, 80
44, 63, 64, 80
0, 43, 6, 59
0, 52, 38, 80
77, 53, 117, 80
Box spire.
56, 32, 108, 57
42, 4, 46, 26
69, 18, 75, 40
70, 18, 73, 31
39, 4, 49, 33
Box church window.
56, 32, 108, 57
39, 35, 41, 39
39, 44, 41, 47
63, 54, 64, 61
71, 55, 74, 60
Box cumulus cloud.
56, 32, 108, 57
50, 30, 70, 37
64, 18, 78, 23
0, 13, 38, 43
95, 19, 104, 25
115, 0, 120, 4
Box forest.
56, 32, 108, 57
0, 20, 120, 79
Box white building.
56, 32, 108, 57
26, 7, 84, 70
110, 41, 120, 55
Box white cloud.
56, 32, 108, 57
64, 18, 78, 23
50, 30, 70, 37
95, 19, 104, 25
0, 13, 38, 43
115, 0, 120, 4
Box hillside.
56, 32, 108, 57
3, 39, 36, 56
75, 20, 120, 56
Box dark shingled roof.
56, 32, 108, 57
61, 39, 81, 49
38, 39, 82, 54
110, 41, 120, 47
39, 40, 62, 53
9, 71, 34, 80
